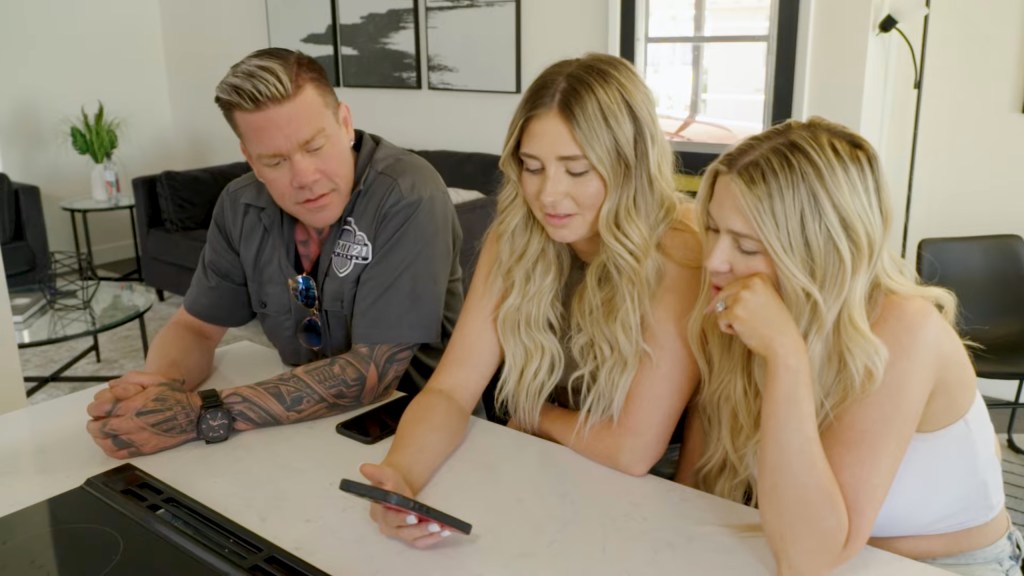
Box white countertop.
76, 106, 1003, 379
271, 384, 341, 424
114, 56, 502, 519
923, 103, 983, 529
0, 341, 950, 575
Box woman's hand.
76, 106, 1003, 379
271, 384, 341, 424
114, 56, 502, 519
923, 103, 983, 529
709, 274, 805, 361
359, 462, 456, 549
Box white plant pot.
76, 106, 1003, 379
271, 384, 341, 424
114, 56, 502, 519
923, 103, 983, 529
89, 160, 120, 203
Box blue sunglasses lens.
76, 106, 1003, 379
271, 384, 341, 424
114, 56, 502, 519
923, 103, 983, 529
289, 274, 318, 309
297, 316, 322, 350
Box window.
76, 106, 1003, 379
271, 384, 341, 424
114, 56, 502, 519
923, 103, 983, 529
620, 0, 799, 173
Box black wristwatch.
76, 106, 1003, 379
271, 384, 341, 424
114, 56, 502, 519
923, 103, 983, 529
196, 389, 233, 444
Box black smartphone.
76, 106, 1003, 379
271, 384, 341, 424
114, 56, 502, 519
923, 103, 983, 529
335, 395, 412, 444
339, 479, 472, 535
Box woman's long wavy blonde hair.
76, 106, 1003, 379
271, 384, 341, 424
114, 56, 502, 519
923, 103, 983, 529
490, 53, 680, 432
690, 117, 956, 504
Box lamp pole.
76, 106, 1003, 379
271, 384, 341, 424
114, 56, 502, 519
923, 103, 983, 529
899, 0, 932, 258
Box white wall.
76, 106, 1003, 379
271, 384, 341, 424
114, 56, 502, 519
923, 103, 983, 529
342, 0, 607, 154
0, 256, 27, 415
158, 0, 268, 168
158, 0, 608, 159
797, 0, 925, 255
907, 0, 1024, 248
905, 0, 1024, 401
798, 0, 875, 128
0, 0, 663, 268
0, 0, 182, 264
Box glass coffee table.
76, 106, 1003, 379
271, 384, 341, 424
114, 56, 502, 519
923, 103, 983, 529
15, 282, 154, 397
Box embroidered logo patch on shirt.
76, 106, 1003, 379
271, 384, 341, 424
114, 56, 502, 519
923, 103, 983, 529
332, 217, 373, 277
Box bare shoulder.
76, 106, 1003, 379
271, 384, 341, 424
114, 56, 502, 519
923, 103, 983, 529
653, 200, 703, 319
660, 198, 702, 271
872, 294, 952, 356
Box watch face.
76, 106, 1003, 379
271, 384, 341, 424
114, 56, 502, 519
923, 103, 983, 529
198, 408, 232, 442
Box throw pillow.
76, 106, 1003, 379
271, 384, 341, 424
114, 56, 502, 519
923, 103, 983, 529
447, 187, 486, 205
0, 173, 15, 244
156, 162, 250, 232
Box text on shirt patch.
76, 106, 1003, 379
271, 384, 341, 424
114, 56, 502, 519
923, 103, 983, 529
332, 217, 373, 277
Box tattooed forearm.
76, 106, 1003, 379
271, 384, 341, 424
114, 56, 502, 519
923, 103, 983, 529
224, 343, 416, 430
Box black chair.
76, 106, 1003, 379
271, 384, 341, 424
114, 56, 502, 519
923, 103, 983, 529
0, 173, 50, 289
917, 234, 1024, 453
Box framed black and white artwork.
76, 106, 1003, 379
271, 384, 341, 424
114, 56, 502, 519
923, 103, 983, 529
265, 0, 340, 87
425, 0, 520, 93
336, 0, 422, 89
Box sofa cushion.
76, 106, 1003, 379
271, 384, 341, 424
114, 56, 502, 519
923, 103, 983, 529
0, 174, 15, 245
413, 150, 502, 196
156, 162, 250, 232
145, 227, 209, 270
1, 239, 34, 276
454, 196, 497, 288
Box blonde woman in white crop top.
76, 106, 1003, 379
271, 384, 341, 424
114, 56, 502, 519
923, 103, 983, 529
675, 118, 1020, 576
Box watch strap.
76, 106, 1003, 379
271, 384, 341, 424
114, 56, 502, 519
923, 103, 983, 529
198, 389, 223, 410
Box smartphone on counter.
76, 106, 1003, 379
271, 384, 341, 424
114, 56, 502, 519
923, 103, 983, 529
335, 395, 412, 444
339, 479, 473, 535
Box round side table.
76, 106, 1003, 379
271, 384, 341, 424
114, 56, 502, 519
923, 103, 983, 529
59, 194, 143, 281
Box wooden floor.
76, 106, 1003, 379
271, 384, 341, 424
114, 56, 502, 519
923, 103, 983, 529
989, 403, 1024, 527
1003, 444, 1024, 528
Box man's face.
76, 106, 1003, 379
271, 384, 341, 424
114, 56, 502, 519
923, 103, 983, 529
236, 85, 356, 230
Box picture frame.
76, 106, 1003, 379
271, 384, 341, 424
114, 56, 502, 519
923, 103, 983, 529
336, 0, 422, 89
425, 0, 521, 94
265, 0, 340, 87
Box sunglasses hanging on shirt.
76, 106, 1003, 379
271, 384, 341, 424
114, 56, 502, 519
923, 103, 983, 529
288, 273, 322, 350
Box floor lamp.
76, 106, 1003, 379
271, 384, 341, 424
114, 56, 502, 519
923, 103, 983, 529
877, 2, 932, 258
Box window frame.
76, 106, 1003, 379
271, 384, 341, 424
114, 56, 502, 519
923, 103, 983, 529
620, 0, 800, 174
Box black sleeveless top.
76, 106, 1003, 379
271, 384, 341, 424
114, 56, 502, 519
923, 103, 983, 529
549, 253, 587, 410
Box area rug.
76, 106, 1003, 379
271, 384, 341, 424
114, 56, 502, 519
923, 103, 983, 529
19, 290, 272, 404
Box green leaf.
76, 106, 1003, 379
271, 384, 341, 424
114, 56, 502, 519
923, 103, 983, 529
107, 131, 119, 159
80, 107, 92, 135
69, 101, 120, 164
70, 126, 90, 156
94, 130, 109, 162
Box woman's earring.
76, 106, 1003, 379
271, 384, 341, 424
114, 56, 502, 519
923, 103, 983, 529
350, 139, 355, 148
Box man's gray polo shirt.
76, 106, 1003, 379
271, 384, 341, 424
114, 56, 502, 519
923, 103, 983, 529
184, 131, 464, 392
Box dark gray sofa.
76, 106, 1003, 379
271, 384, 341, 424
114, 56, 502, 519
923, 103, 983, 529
132, 150, 501, 299
1, 174, 50, 289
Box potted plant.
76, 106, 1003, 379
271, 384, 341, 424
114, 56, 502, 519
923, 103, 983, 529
70, 101, 121, 203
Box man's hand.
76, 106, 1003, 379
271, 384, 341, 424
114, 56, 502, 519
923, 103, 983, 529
86, 372, 201, 459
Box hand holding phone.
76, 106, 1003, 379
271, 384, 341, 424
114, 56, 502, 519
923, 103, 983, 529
348, 461, 468, 545
341, 478, 472, 536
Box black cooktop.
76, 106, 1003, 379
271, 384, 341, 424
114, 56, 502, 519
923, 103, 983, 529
0, 464, 328, 575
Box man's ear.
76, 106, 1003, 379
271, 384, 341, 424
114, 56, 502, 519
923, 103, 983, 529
337, 101, 355, 141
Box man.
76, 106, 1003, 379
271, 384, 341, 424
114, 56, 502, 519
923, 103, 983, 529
86, 48, 463, 458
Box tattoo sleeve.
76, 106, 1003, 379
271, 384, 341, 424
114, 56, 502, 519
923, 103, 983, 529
223, 343, 417, 430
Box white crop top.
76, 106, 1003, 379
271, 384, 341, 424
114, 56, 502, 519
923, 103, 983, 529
871, 391, 1005, 538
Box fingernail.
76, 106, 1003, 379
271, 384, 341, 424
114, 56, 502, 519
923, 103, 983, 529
440, 530, 452, 538
427, 523, 441, 533
405, 514, 418, 525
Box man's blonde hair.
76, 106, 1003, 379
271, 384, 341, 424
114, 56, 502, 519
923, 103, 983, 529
214, 48, 339, 134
